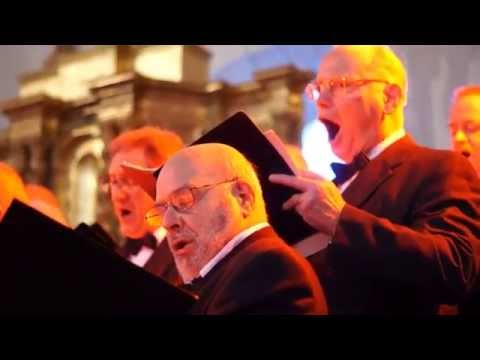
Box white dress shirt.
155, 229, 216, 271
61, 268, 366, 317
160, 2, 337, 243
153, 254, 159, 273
128, 227, 167, 267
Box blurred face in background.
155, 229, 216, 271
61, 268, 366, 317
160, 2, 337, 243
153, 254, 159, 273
0, 162, 28, 221
25, 184, 69, 227
109, 148, 155, 239
449, 92, 480, 175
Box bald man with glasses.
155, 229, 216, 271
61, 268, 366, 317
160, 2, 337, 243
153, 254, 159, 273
148, 143, 327, 315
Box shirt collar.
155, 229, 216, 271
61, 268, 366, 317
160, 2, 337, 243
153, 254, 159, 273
198, 222, 270, 279
338, 128, 406, 194
366, 128, 406, 160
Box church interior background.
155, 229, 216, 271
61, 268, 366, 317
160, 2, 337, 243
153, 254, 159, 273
1, 45, 480, 242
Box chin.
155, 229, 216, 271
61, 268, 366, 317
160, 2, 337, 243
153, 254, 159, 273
122, 225, 146, 240
344, 154, 356, 163
175, 260, 198, 284
333, 149, 352, 163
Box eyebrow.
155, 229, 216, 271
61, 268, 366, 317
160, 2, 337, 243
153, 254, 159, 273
155, 182, 193, 203
455, 118, 480, 124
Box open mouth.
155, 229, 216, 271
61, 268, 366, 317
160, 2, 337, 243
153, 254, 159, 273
173, 239, 190, 251
171, 239, 193, 255
461, 150, 471, 158
120, 209, 132, 218
320, 118, 340, 142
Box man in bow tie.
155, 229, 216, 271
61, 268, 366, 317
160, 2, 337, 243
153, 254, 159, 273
270, 45, 480, 314
107, 126, 183, 285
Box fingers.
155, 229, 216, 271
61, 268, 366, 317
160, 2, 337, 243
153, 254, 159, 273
283, 193, 303, 211
298, 169, 326, 180
269, 174, 310, 192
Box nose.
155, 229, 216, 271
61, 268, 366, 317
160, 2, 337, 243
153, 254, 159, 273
453, 130, 468, 144
316, 91, 334, 110
163, 205, 181, 232
111, 186, 129, 202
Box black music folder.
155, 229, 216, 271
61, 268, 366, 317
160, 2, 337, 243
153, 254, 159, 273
124, 111, 317, 244
75, 222, 118, 251
154, 112, 317, 244
0, 200, 196, 316
189, 112, 317, 244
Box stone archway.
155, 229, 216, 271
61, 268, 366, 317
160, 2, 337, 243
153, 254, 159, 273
71, 154, 99, 226
52, 132, 105, 226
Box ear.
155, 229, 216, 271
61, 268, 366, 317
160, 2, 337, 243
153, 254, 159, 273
231, 181, 255, 218
383, 84, 402, 114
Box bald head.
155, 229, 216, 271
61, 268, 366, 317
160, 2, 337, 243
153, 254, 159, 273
0, 162, 28, 221
450, 86, 480, 115
313, 45, 407, 162
155, 143, 268, 283
157, 143, 265, 214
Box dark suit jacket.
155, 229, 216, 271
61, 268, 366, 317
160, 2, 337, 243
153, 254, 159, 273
116, 234, 181, 286
188, 226, 327, 315
308, 135, 480, 315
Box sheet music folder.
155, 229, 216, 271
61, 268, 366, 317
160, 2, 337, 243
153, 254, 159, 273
0, 200, 196, 316
173, 112, 318, 244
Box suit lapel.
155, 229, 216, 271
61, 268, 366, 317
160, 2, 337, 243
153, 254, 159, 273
197, 227, 276, 286
192, 226, 277, 314
342, 135, 415, 208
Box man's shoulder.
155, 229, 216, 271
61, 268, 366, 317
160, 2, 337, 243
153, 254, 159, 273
239, 227, 300, 259
379, 138, 480, 209
227, 227, 315, 280
393, 136, 455, 161
391, 137, 474, 177
410, 143, 463, 163
195, 227, 326, 314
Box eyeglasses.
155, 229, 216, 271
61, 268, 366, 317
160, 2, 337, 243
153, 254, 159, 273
101, 175, 139, 194
449, 122, 480, 137
144, 178, 238, 229
305, 78, 391, 101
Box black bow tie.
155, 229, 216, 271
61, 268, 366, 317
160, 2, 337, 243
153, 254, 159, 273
182, 277, 204, 293
331, 152, 370, 187
125, 234, 157, 256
